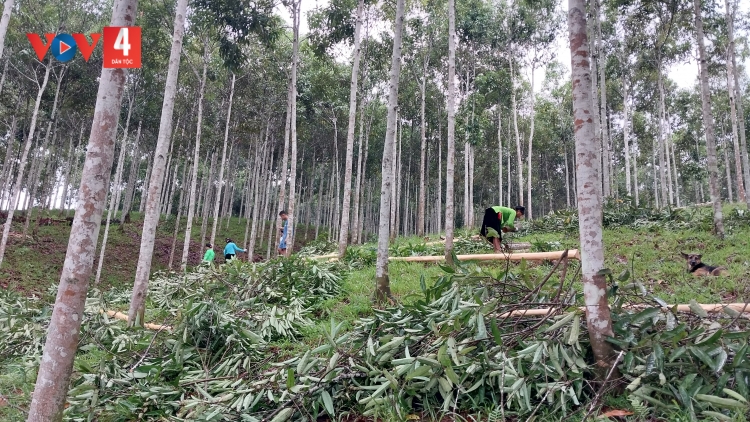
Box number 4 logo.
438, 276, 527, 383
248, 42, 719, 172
103, 26, 141, 68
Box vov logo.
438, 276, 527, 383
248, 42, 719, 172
26, 27, 141, 68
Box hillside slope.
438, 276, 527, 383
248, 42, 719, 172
0, 212, 313, 297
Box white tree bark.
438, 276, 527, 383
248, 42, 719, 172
510, 60, 523, 206
375, 0, 405, 301
275, 76, 293, 253
337, 0, 364, 257
0, 60, 51, 267
526, 65, 536, 218
498, 110, 503, 204
725, 21, 746, 202
568, 0, 617, 376
726, 0, 750, 208
694, 0, 724, 238
0, 0, 15, 61
418, 55, 428, 236
285, 0, 300, 257
26, 1, 137, 419
181, 54, 208, 270
209, 73, 235, 248
94, 93, 134, 285
444, 0, 457, 262
657, 67, 671, 205
128, 0, 188, 324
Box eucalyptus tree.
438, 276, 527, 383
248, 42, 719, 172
0, 0, 14, 61
375, 0, 405, 302
568, 0, 618, 378
444, 0, 457, 262
26, 0, 139, 419
128, 0, 188, 325
725, 0, 749, 205
693, 0, 724, 238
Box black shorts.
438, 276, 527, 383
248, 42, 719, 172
480, 208, 502, 243
225, 254, 235, 260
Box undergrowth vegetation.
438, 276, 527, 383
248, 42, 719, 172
2, 245, 749, 421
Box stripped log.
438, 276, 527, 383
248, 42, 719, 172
103, 310, 172, 331
498, 303, 750, 318
306, 253, 339, 260
390, 249, 580, 262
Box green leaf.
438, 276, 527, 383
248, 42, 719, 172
630, 307, 660, 325
695, 329, 723, 347
689, 300, 709, 318
475, 312, 488, 340
321, 390, 334, 416
286, 368, 295, 390
490, 318, 503, 346
405, 365, 431, 380
485, 227, 500, 239
695, 394, 748, 409
617, 269, 630, 282
690, 346, 716, 370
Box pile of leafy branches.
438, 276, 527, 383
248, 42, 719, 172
3, 254, 749, 421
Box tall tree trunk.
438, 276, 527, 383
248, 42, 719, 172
390, 119, 404, 240
418, 61, 427, 236
337, 0, 364, 256
657, 66, 671, 205
633, 137, 639, 205
526, 65, 536, 218
375, 0, 404, 301
139, 157, 151, 213
129, 0, 187, 322
180, 52, 207, 270
121, 121, 141, 218
59, 130, 76, 211
694, 0, 724, 238
94, 94, 134, 285
200, 150, 216, 246
352, 100, 366, 244
285, 0, 300, 257
564, 144, 571, 207
723, 141, 733, 202
0, 111, 17, 210
510, 60, 523, 206
594, 0, 610, 198
0, 60, 51, 266
357, 118, 371, 242
588, 20, 604, 201
209, 73, 235, 248
568, 0, 618, 378
725, 31, 746, 202
444, 0, 457, 262
275, 77, 293, 253
437, 125, 442, 232
168, 158, 187, 269
0, 0, 14, 61
498, 110, 503, 204
670, 136, 681, 206
26, 1, 137, 419
623, 78, 632, 197
726, 0, 750, 208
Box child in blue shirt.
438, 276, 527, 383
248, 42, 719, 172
223, 238, 246, 261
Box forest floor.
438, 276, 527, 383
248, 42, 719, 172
1, 203, 749, 421
0, 210, 317, 300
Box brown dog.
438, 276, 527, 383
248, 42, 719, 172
681, 252, 727, 276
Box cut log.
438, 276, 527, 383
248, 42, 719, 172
103, 310, 171, 331
307, 253, 339, 260
497, 303, 750, 318
390, 250, 580, 262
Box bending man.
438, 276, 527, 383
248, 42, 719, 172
479, 205, 525, 253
